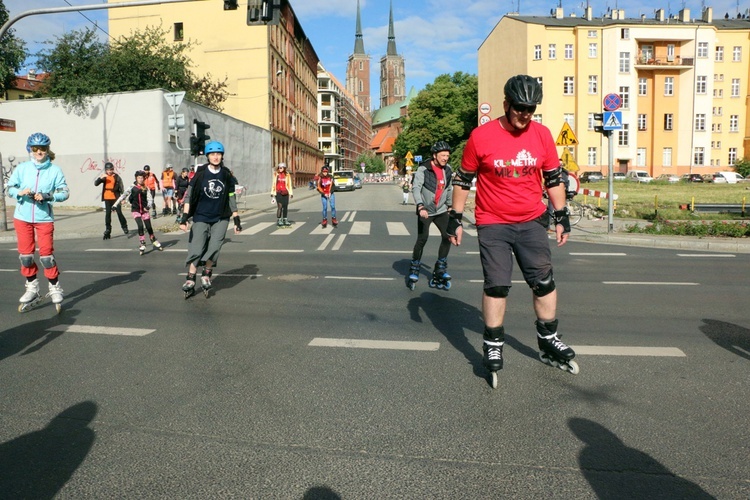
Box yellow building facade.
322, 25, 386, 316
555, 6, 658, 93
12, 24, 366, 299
480, 7, 750, 176
108, 0, 322, 184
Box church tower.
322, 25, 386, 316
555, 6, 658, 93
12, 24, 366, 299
346, 0, 371, 113
379, 0, 406, 108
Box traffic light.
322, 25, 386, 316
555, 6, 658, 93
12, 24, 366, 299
224, 0, 238, 10
191, 120, 211, 156
592, 113, 609, 135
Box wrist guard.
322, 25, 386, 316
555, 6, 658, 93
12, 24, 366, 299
40, 192, 53, 202
452, 169, 476, 190
178, 214, 189, 225
553, 207, 571, 234
447, 210, 463, 237
233, 216, 242, 231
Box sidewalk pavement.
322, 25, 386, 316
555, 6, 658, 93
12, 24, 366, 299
2, 189, 749, 254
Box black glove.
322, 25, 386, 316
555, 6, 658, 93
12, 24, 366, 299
177, 213, 189, 225
553, 207, 571, 234
447, 210, 463, 237
233, 216, 242, 232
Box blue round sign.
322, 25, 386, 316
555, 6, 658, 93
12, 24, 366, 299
603, 93, 622, 111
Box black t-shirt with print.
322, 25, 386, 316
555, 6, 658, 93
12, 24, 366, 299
193, 168, 226, 223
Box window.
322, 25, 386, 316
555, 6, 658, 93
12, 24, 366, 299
359, 61, 363, 70
359, 81, 363, 92
731, 78, 740, 97
695, 114, 706, 131
729, 147, 738, 165
641, 45, 654, 62
694, 147, 705, 166
664, 114, 673, 130
712, 107, 723, 116
730, 115, 739, 132
716, 46, 724, 62
588, 113, 596, 130
588, 75, 598, 94
663, 148, 672, 167
174, 22, 184, 41
733, 46, 742, 61
564, 114, 575, 129
563, 76, 574, 95
534, 45, 542, 60
532, 114, 542, 124
621, 28, 629, 39
711, 141, 721, 149
564, 44, 573, 59
618, 124, 629, 146
667, 44, 675, 62
664, 77, 674, 96
619, 52, 630, 73
638, 114, 647, 131
636, 148, 646, 167
549, 44, 556, 59
588, 30, 597, 38
714, 73, 724, 82
638, 78, 647, 96
619, 87, 630, 109
696, 75, 707, 94
587, 147, 597, 166
698, 42, 708, 58
712, 123, 723, 132
589, 43, 598, 58
714, 88, 724, 98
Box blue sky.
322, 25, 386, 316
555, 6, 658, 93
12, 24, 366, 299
5, 0, 745, 108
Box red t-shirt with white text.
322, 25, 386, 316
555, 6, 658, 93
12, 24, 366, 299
461, 119, 559, 224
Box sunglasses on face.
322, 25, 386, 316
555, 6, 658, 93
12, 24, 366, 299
511, 103, 536, 114
30, 146, 48, 152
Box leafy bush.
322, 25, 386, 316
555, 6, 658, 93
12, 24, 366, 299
625, 218, 750, 237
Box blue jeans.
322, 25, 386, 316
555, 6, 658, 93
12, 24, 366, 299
321, 194, 336, 219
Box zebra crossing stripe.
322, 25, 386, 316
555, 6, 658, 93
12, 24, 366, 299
46, 325, 154, 336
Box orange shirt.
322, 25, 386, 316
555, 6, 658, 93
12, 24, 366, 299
103, 175, 117, 201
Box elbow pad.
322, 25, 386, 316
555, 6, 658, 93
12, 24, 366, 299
543, 167, 563, 189
452, 169, 476, 190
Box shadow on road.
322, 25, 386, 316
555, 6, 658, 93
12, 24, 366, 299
569, 417, 714, 498
215, 263, 260, 291
302, 486, 342, 499
700, 318, 750, 362
0, 401, 97, 499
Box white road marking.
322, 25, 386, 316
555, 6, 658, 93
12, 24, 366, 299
331, 234, 347, 251
244, 222, 276, 235
324, 276, 393, 280
463, 228, 477, 237
272, 223, 305, 235
469, 279, 526, 283
573, 346, 686, 357
353, 250, 410, 254
309, 338, 440, 351
349, 221, 370, 235
603, 281, 699, 286
387, 222, 410, 235
677, 254, 735, 258
570, 252, 627, 256
250, 249, 303, 253
317, 233, 335, 251
164, 249, 187, 252
46, 325, 154, 336
63, 270, 132, 275
85, 249, 131, 252
311, 225, 335, 235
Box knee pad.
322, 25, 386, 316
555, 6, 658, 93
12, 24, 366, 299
19, 253, 35, 268
485, 285, 510, 298
40, 255, 56, 269
531, 271, 556, 297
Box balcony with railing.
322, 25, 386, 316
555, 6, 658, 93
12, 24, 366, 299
635, 52, 693, 69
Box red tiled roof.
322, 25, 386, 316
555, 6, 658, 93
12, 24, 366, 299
370, 128, 389, 149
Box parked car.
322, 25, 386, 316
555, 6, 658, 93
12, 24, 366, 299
625, 170, 654, 183
655, 174, 680, 183
612, 172, 626, 181
353, 175, 362, 189
681, 173, 704, 183
579, 171, 604, 183
702, 173, 726, 183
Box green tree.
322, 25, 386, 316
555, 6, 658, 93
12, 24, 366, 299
733, 158, 750, 178
355, 151, 385, 174
35, 26, 227, 113
393, 72, 478, 167
0, 2, 27, 98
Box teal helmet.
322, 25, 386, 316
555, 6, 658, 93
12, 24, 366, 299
204, 141, 224, 154
26, 132, 51, 152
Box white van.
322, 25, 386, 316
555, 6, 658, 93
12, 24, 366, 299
714, 171, 745, 184
625, 170, 653, 183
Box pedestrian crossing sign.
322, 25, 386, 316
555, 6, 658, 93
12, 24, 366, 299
556, 122, 578, 146
602, 111, 623, 130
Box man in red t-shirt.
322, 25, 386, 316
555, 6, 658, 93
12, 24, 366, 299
448, 75, 578, 380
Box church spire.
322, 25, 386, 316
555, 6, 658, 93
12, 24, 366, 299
386, 0, 398, 56
353, 0, 365, 55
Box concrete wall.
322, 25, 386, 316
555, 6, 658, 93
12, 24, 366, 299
0, 89, 271, 207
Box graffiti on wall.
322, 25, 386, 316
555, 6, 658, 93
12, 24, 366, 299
80, 157, 127, 174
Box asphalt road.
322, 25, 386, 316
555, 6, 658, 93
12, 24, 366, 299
0, 184, 748, 498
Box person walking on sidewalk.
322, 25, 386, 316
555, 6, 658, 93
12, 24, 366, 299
7, 132, 70, 312
407, 141, 454, 290
94, 162, 129, 240
177, 141, 242, 297
175, 167, 191, 221
316, 165, 337, 228
271, 162, 294, 227
128, 170, 163, 255
448, 75, 577, 378
401, 177, 411, 205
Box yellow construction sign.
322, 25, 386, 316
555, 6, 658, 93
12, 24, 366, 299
405, 150, 414, 167
556, 122, 578, 146
560, 148, 579, 172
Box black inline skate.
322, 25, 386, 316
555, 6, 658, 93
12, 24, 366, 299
536, 320, 579, 374
428, 257, 451, 290
103, 230, 111, 240
483, 326, 505, 389
182, 276, 196, 299
200, 268, 213, 298
406, 259, 420, 290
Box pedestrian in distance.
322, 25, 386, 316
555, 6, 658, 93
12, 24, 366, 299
271, 162, 294, 227
94, 162, 129, 240
448, 75, 578, 388
401, 177, 411, 205
128, 170, 163, 255
174, 167, 191, 222
142, 165, 160, 218
406, 141, 454, 291
8, 132, 70, 313
160, 163, 177, 216
177, 141, 242, 298
316, 165, 337, 228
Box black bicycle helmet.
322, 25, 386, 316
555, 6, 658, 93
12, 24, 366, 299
504, 75, 543, 106
430, 141, 451, 154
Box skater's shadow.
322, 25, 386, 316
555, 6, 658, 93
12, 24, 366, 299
699, 318, 750, 362
65, 270, 145, 309
392, 258, 428, 282
302, 486, 342, 500
570, 418, 713, 498
215, 263, 260, 291
0, 309, 80, 362
157, 238, 180, 250
0, 401, 97, 499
